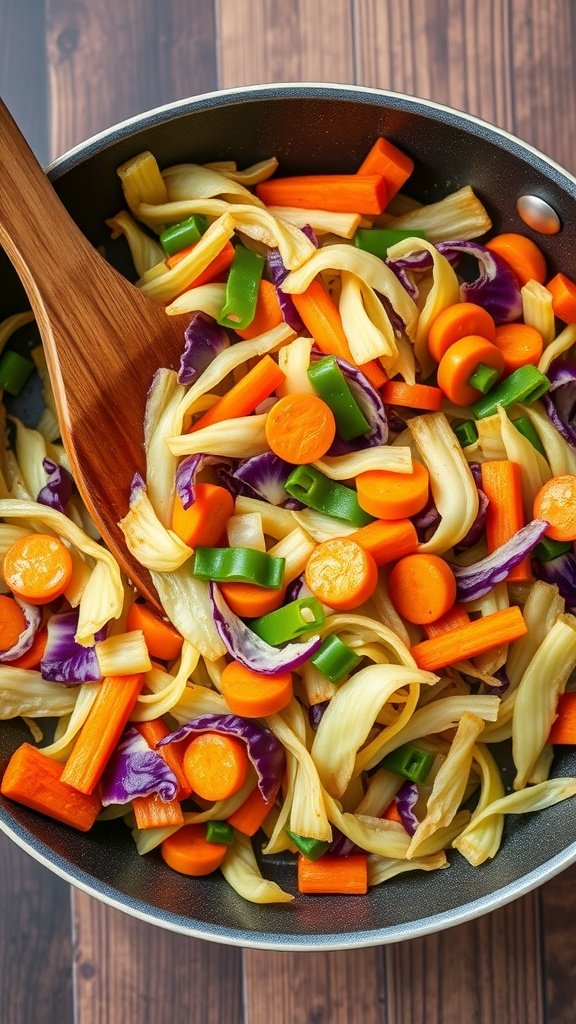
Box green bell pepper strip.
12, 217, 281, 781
471, 365, 551, 419
0, 351, 34, 396
217, 245, 265, 330
307, 356, 370, 440
353, 227, 426, 259
159, 214, 208, 255
286, 830, 331, 861
249, 597, 325, 646
205, 820, 235, 845
379, 743, 434, 783
310, 634, 362, 683
285, 465, 373, 527
511, 415, 546, 456
534, 536, 573, 562
192, 547, 285, 589
453, 419, 478, 448
467, 362, 500, 394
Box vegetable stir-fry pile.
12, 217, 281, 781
3, 136, 576, 903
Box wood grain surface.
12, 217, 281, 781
1, 1, 576, 1022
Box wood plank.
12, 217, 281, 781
0, 832, 73, 1024
73, 896, 244, 1024
540, 863, 576, 1024
0, 0, 49, 162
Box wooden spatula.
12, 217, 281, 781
0, 99, 190, 606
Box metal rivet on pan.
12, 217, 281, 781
517, 195, 561, 234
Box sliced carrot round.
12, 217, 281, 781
220, 661, 293, 717
437, 335, 505, 406
161, 824, 228, 876
533, 475, 576, 541
388, 553, 457, 624
126, 602, 183, 661
3, 533, 73, 605
0, 595, 26, 652
492, 323, 543, 374
304, 536, 378, 610
427, 302, 496, 362
265, 393, 336, 464
485, 233, 547, 286
171, 483, 235, 548
183, 732, 249, 801
356, 460, 429, 519
219, 581, 286, 618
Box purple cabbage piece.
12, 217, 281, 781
412, 498, 441, 543
175, 454, 235, 509
534, 552, 576, 612
178, 312, 230, 386
40, 610, 106, 684
301, 224, 320, 247
453, 518, 549, 602
100, 726, 179, 806
266, 248, 305, 332
480, 666, 510, 697
395, 781, 419, 836
233, 452, 294, 506
130, 472, 145, 502
436, 240, 523, 324
0, 597, 41, 663
454, 465, 490, 552
37, 458, 73, 514
158, 713, 285, 803
210, 583, 322, 675
542, 361, 576, 450
387, 260, 420, 300
308, 700, 329, 730
328, 826, 358, 857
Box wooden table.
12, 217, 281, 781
1, 1, 576, 1021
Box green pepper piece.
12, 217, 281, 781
205, 820, 235, 845
453, 420, 478, 448
380, 743, 434, 783
511, 415, 546, 456
286, 829, 331, 861
159, 214, 208, 255
468, 362, 500, 394
217, 245, 264, 330
0, 351, 34, 396
310, 634, 362, 683
285, 465, 373, 527
534, 536, 573, 561
471, 365, 551, 419
353, 228, 426, 259
192, 547, 285, 589
250, 597, 325, 645
307, 356, 370, 440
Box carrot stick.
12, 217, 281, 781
132, 792, 184, 830
161, 823, 228, 875
410, 606, 527, 671
388, 553, 457, 625
381, 380, 443, 412
126, 603, 183, 661
545, 273, 576, 324
437, 335, 505, 406
1, 743, 101, 831
220, 661, 293, 717
357, 137, 414, 200
485, 233, 547, 286
481, 460, 531, 582
171, 482, 235, 548
427, 302, 496, 363
382, 799, 403, 825
5, 626, 48, 669
305, 536, 378, 611
235, 280, 284, 340
134, 719, 192, 800
61, 674, 144, 794
356, 461, 429, 520
189, 355, 285, 433
265, 392, 335, 464
0, 595, 26, 651
492, 323, 543, 375
533, 475, 576, 542
290, 279, 386, 389
183, 733, 249, 801
228, 781, 280, 836
256, 174, 388, 215
548, 692, 576, 744
3, 533, 73, 605
218, 581, 286, 618
349, 518, 418, 566
297, 852, 368, 894
422, 603, 471, 639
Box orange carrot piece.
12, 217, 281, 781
437, 336, 505, 406
290, 279, 386, 389
305, 537, 378, 611
427, 302, 496, 363
1, 743, 101, 831
135, 719, 192, 800
356, 461, 429, 520
256, 174, 388, 215
235, 280, 284, 340
349, 518, 418, 566
481, 460, 531, 582
548, 692, 576, 744
161, 824, 228, 876
545, 273, 576, 324
422, 603, 471, 639
265, 392, 336, 464
388, 553, 457, 625
183, 733, 249, 801
410, 606, 527, 671
132, 792, 184, 830
220, 661, 293, 717
167, 238, 234, 279
381, 380, 443, 412
297, 853, 368, 894
0, 595, 26, 651
219, 581, 286, 618
533, 475, 576, 541
357, 137, 414, 200
3, 533, 73, 605
61, 674, 144, 795
492, 323, 543, 375
485, 233, 547, 286
382, 799, 404, 825
5, 626, 48, 669
189, 355, 285, 433
126, 603, 183, 661
171, 482, 235, 548
228, 781, 280, 836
